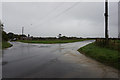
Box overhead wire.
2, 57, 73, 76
29, 2, 80, 33
28, 2, 65, 28
33, 2, 79, 27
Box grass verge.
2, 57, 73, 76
2, 41, 12, 49
18, 39, 88, 44
78, 42, 120, 70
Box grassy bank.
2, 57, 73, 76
18, 39, 89, 44
2, 41, 12, 49
78, 42, 120, 70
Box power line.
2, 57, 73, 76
53, 2, 79, 19
28, 2, 65, 29
32, 2, 79, 29
37, 2, 65, 22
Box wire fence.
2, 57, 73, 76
95, 38, 120, 52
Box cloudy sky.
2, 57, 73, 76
2, 2, 118, 38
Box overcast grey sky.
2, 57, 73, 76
2, 2, 118, 38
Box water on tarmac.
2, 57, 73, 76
2, 40, 119, 78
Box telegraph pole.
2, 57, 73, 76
22, 27, 24, 35
118, 1, 120, 38
21, 27, 24, 40
104, 0, 109, 40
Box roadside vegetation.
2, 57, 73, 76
18, 39, 89, 44
1, 20, 93, 47
1, 21, 13, 49
78, 39, 120, 70
2, 31, 13, 49
2, 41, 12, 49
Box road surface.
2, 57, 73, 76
2, 40, 119, 78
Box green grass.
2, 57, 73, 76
2, 41, 12, 49
18, 39, 88, 44
78, 42, 120, 70
95, 39, 120, 51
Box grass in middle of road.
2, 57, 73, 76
18, 39, 88, 44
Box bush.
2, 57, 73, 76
2, 31, 8, 41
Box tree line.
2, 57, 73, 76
0, 20, 27, 41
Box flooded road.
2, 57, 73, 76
2, 40, 119, 78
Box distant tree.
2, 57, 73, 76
28, 34, 30, 38
2, 31, 8, 41
119, 33, 120, 38
8, 32, 14, 39
60, 36, 67, 40
0, 20, 3, 32
0, 20, 9, 41
58, 34, 62, 39
20, 34, 27, 37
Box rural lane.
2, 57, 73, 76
2, 40, 119, 78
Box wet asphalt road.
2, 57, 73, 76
2, 40, 119, 78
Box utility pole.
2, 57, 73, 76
21, 27, 24, 40
118, 1, 120, 38
104, 0, 109, 40
22, 27, 24, 35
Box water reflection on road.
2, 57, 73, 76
2, 40, 119, 78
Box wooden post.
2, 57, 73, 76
105, 0, 109, 40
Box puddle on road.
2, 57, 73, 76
39, 46, 51, 48
3, 40, 119, 78
55, 48, 119, 78
2, 61, 8, 65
